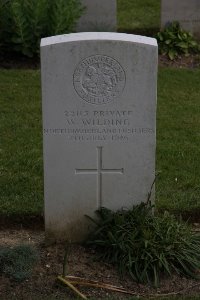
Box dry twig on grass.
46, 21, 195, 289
58, 274, 200, 299
65, 275, 137, 295
57, 275, 87, 299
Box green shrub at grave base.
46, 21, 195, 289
156, 22, 200, 60
86, 203, 200, 287
0, 244, 39, 281
0, 0, 84, 58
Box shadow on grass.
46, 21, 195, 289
0, 215, 44, 230
118, 27, 159, 37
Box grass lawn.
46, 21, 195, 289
0, 70, 43, 215
117, 0, 161, 34
0, 68, 200, 216
157, 68, 200, 214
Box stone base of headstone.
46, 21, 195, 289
161, 0, 200, 38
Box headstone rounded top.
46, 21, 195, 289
41, 32, 157, 47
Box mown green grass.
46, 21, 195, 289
0, 68, 200, 216
157, 68, 200, 213
117, 0, 161, 34
0, 70, 43, 215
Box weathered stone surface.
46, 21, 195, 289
161, 0, 200, 37
77, 0, 117, 32
41, 32, 158, 242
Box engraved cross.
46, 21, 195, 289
75, 146, 124, 207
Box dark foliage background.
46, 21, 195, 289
0, 0, 84, 57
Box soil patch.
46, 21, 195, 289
159, 54, 200, 69
1, 229, 200, 299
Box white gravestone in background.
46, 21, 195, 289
161, 0, 200, 38
77, 0, 117, 32
41, 32, 158, 242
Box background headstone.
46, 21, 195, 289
161, 0, 200, 38
77, 0, 117, 32
41, 32, 157, 242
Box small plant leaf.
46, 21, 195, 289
176, 42, 188, 49
168, 49, 176, 60
156, 21, 200, 60
165, 39, 172, 45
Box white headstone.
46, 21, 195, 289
77, 0, 117, 32
161, 0, 200, 38
41, 32, 158, 242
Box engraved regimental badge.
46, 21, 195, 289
73, 55, 126, 105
